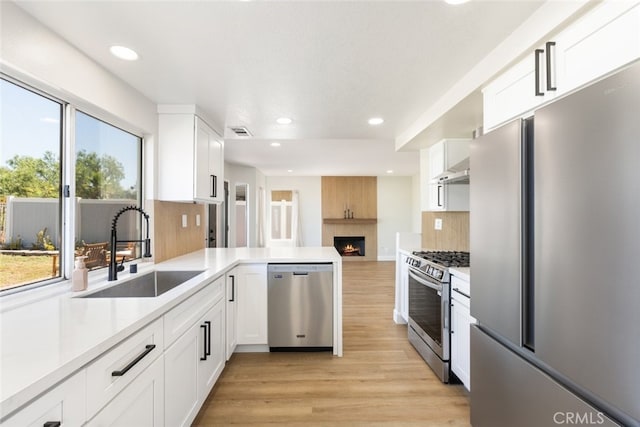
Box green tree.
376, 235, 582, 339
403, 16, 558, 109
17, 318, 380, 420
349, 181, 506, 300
0, 150, 134, 199
0, 151, 59, 197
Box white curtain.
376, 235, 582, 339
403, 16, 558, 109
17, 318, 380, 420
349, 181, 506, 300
257, 186, 266, 247
291, 190, 303, 247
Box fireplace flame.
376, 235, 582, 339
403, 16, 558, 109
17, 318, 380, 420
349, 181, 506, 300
343, 244, 359, 254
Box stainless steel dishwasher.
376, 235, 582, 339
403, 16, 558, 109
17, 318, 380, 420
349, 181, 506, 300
268, 263, 333, 351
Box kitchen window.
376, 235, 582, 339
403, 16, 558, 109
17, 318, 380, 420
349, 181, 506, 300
75, 112, 142, 270
0, 76, 143, 293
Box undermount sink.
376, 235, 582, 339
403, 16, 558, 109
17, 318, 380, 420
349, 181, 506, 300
81, 270, 205, 298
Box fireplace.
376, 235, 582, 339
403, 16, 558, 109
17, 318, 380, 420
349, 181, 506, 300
334, 236, 365, 257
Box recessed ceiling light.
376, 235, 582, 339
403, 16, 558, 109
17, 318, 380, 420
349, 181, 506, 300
110, 45, 139, 61
444, 0, 470, 5
270, 142, 281, 147
276, 117, 292, 125
368, 117, 384, 125
386, 170, 394, 174
287, 169, 293, 173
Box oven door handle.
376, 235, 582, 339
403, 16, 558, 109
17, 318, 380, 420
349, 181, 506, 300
408, 269, 442, 292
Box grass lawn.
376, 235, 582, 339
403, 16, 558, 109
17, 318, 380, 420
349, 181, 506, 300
0, 253, 58, 290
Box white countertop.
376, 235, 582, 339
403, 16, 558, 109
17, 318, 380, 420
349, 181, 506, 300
0, 247, 341, 419
449, 267, 470, 282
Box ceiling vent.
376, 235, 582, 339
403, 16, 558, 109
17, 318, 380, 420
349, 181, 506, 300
229, 126, 252, 137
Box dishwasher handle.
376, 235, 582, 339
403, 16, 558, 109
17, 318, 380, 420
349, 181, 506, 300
293, 271, 309, 276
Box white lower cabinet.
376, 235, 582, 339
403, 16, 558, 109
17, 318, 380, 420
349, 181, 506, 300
86, 355, 165, 427
2, 369, 86, 427
198, 300, 225, 399
450, 275, 475, 391
225, 269, 238, 359
164, 279, 226, 427
86, 318, 164, 418
6, 265, 275, 426
236, 264, 268, 345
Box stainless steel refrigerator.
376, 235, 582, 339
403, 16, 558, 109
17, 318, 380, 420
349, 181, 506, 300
470, 61, 640, 427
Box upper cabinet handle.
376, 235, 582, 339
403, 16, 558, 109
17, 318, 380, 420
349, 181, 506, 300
545, 41, 557, 91
43, 422, 61, 427
534, 48, 545, 97
213, 175, 217, 198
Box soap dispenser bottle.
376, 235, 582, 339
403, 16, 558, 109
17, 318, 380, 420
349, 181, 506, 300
72, 256, 88, 291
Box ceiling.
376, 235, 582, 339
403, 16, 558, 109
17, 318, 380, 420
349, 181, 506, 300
14, 0, 544, 176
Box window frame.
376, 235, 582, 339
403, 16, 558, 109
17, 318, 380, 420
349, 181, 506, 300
0, 74, 145, 295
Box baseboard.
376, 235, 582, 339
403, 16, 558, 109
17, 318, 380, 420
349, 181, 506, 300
377, 255, 395, 261
234, 344, 269, 353
393, 309, 408, 325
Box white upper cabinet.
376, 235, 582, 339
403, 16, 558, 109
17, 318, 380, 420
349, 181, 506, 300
555, 1, 640, 94
426, 139, 470, 212
158, 105, 224, 203
483, 0, 640, 131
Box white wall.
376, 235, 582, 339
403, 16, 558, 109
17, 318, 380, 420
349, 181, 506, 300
411, 172, 422, 233
0, 2, 157, 137
377, 176, 415, 260
265, 176, 323, 247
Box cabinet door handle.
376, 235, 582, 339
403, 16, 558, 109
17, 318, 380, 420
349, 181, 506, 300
111, 344, 156, 376
545, 41, 557, 91
534, 48, 545, 96
44, 422, 61, 427
229, 275, 235, 302
200, 324, 208, 361
210, 175, 217, 198
205, 321, 212, 356
437, 184, 443, 208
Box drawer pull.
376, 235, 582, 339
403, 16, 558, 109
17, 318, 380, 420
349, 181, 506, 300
452, 287, 470, 299
44, 422, 61, 427
111, 344, 156, 377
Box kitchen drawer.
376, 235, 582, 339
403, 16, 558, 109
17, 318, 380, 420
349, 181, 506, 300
86, 317, 164, 418
2, 369, 86, 427
164, 276, 224, 348
451, 275, 470, 299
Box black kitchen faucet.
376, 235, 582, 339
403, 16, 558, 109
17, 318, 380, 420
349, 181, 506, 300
108, 205, 152, 281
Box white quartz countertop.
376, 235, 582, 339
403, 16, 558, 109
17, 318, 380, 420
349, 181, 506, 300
449, 267, 470, 282
0, 247, 340, 419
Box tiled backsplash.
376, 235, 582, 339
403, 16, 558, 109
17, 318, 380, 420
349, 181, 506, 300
421, 211, 469, 252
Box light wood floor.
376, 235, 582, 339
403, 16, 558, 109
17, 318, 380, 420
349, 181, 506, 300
193, 261, 471, 426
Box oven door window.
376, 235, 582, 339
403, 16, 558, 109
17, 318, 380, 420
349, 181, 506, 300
408, 269, 442, 346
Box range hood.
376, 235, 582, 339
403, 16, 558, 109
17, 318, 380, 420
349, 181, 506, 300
434, 157, 470, 184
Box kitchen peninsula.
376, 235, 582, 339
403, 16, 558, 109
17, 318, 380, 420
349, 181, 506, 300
0, 247, 342, 425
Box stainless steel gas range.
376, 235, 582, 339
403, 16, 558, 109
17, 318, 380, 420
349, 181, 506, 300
406, 251, 470, 383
